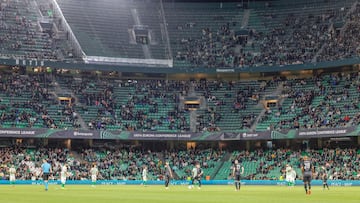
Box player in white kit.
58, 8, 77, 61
9, 165, 16, 186
285, 164, 296, 187
60, 164, 68, 189
90, 164, 99, 187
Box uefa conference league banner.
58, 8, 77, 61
0, 129, 101, 139
0, 126, 358, 140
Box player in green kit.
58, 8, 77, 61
9, 165, 16, 186
90, 164, 99, 187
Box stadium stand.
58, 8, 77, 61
163, 0, 357, 68
194, 79, 277, 131
56, 0, 169, 59
0, 0, 359, 185
257, 72, 360, 130
0, 70, 83, 129
54, 73, 282, 132
0, 0, 75, 61
164, 149, 225, 180
246, 0, 354, 66
163, 2, 245, 68
0, 0, 358, 68
0, 146, 359, 181
0, 68, 358, 132
318, 2, 360, 62
217, 148, 360, 180
0, 0, 359, 68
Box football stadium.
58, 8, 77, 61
0, 0, 360, 202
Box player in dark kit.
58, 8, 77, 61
301, 156, 315, 195
232, 160, 244, 191
321, 166, 330, 190
164, 161, 173, 189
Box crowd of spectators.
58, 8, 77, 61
0, 146, 225, 181
164, 148, 225, 180
261, 72, 360, 130
231, 148, 360, 180
0, 71, 84, 129
1, 0, 360, 68
172, 1, 360, 68
59, 77, 191, 132
194, 79, 263, 131
0, 69, 267, 132
0, 0, 71, 60
252, 3, 351, 67
0, 146, 359, 181
77, 147, 164, 180
0, 73, 56, 128
1, 68, 359, 133
175, 22, 242, 68
317, 3, 360, 62
59, 75, 269, 132
0, 147, 69, 180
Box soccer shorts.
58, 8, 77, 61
43, 173, 50, 181
192, 176, 200, 182
10, 175, 15, 182
234, 175, 241, 182
303, 174, 312, 183
61, 176, 66, 184
91, 175, 97, 182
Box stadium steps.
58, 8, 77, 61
211, 151, 231, 180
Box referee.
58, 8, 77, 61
41, 159, 52, 191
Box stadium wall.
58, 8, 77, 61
1, 180, 359, 186
2, 56, 360, 73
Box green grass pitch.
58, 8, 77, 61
0, 185, 359, 203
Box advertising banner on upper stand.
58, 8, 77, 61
0, 128, 101, 139
0, 126, 358, 140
